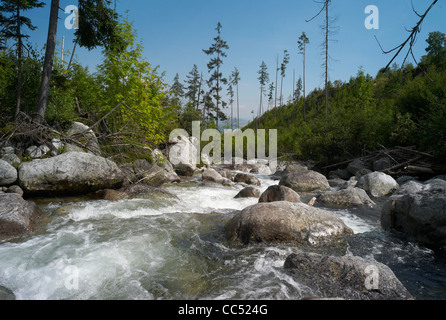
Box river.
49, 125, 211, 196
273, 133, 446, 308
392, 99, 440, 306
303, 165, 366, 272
0, 173, 445, 300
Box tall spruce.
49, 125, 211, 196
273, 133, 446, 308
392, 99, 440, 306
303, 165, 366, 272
279, 50, 290, 108
257, 61, 269, 119
0, 0, 45, 120
202, 22, 229, 128
230, 67, 241, 129
185, 64, 201, 110
298, 31, 309, 121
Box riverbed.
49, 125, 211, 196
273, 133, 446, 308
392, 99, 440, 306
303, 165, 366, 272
0, 173, 445, 300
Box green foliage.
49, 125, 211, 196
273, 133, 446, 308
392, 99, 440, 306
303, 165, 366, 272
96, 18, 178, 153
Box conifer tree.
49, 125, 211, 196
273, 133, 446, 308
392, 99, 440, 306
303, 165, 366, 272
0, 0, 44, 120
203, 22, 229, 128
298, 31, 309, 121
230, 67, 241, 129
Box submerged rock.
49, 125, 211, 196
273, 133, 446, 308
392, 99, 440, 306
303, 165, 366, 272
225, 201, 353, 246
258, 185, 301, 203
0, 193, 45, 241
18, 152, 124, 196
284, 251, 414, 300
381, 179, 446, 248
279, 170, 330, 192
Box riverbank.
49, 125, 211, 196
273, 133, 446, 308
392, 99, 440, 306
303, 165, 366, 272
1, 126, 446, 300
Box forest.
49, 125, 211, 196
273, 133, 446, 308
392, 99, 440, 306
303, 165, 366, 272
0, 0, 445, 170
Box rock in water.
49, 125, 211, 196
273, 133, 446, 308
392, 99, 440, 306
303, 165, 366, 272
225, 201, 353, 245
234, 186, 261, 198
18, 152, 124, 196
279, 170, 330, 192
317, 187, 376, 208
356, 172, 399, 197
0, 193, 45, 241
233, 173, 261, 186
258, 185, 301, 203
284, 251, 414, 300
381, 179, 446, 248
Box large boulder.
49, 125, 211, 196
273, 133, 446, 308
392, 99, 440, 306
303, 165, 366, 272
0, 160, 17, 186
18, 152, 124, 196
284, 251, 414, 300
357, 172, 399, 197
233, 173, 261, 186
279, 170, 330, 192
347, 159, 370, 176
168, 135, 198, 176
225, 201, 353, 246
317, 187, 376, 208
259, 185, 301, 203
381, 179, 446, 248
0, 193, 45, 241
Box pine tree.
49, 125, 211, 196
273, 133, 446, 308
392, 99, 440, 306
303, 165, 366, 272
298, 31, 309, 121
257, 61, 269, 118
279, 50, 290, 108
230, 67, 241, 129
0, 0, 45, 120
227, 75, 234, 129
202, 22, 229, 128
185, 64, 201, 110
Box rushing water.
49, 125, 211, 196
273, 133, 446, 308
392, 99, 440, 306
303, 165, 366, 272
1, 173, 446, 300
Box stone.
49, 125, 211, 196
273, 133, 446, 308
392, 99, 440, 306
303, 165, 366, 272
18, 152, 124, 196
141, 162, 181, 187
225, 201, 353, 246
357, 172, 399, 197
0, 160, 17, 186
1, 153, 20, 167
233, 173, 261, 186
347, 159, 369, 176
284, 251, 414, 300
258, 185, 301, 203
6, 185, 24, 197
373, 157, 392, 172
317, 187, 376, 208
381, 179, 446, 248
66, 121, 101, 155
94, 189, 129, 201
234, 186, 261, 198
279, 170, 330, 192
25, 146, 43, 159
0, 193, 45, 241
202, 168, 225, 184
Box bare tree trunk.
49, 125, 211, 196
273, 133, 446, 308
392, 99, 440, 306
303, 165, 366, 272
274, 55, 278, 119
14, 6, 22, 121
325, 1, 329, 117
303, 41, 306, 122
34, 0, 59, 123
236, 82, 239, 129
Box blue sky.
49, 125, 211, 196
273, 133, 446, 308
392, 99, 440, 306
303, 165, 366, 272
24, 0, 445, 120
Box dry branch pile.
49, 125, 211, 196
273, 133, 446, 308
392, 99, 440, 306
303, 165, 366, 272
323, 145, 444, 179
